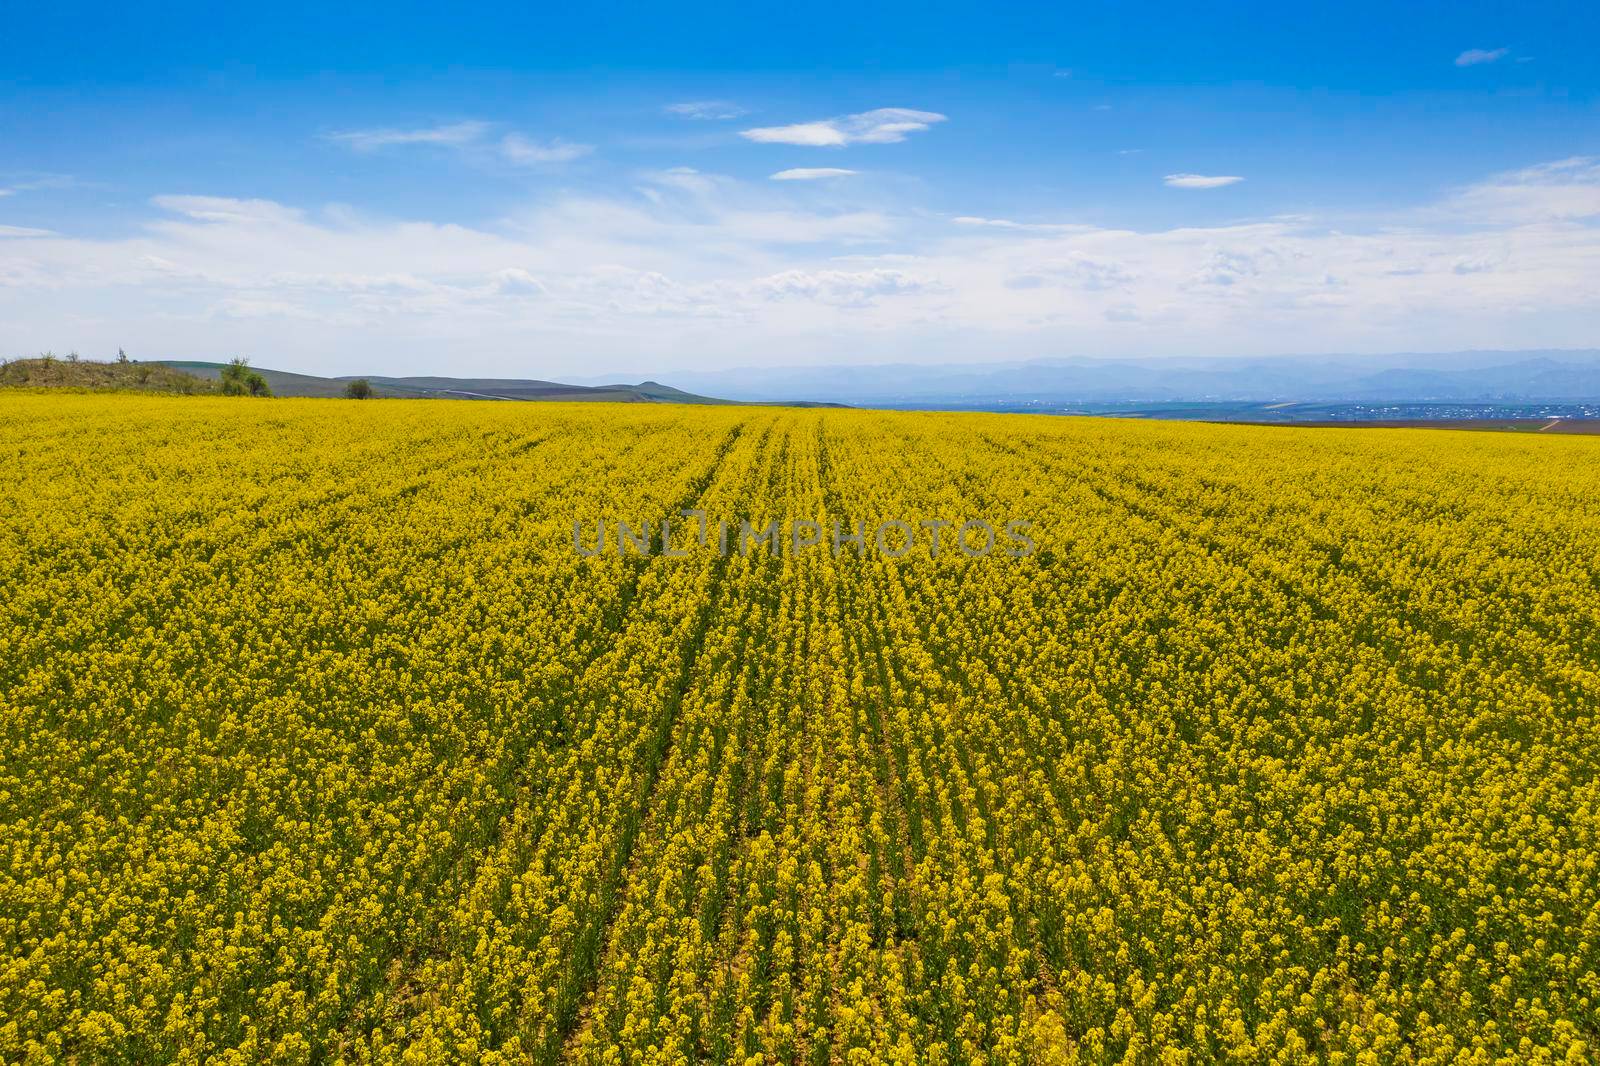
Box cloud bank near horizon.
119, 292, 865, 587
3, 157, 1599, 376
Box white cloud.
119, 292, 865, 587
0, 225, 56, 238
665, 100, 747, 120
748, 268, 930, 306
499, 134, 593, 165
327, 121, 491, 151
1455, 48, 1509, 67
742, 123, 847, 148
741, 108, 946, 147
1164, 174, 1245, 189
770, 168, 858, 181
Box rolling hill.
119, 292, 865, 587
155, 362, 737, 404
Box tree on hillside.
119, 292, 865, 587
344, 378, 373, 399
220, 357, 271, 397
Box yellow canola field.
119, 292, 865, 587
0, 393, 1597, 1064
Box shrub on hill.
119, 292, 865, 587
219, 357, 272, 396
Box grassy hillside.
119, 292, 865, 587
0, 356, 215, 393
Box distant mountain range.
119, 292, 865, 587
585, 350, 1600, 408
157, 362, 736, 404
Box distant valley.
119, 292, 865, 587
618, 350, 1600, 410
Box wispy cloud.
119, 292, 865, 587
741, 108, 946, 147
1164, 173, 1244, 189
327, 122, 591, 167
0, 174, 79, 198
327, 121, 491, 151
1455, 47, 1508, 67
665, 100, 748, 120
952, 216, 1090, 234
499, 134, 593, 165
1441, 156, 1600, 223
151, 195, 304, 225
0, 224, 57, 238
770, 168, 858, 181
638, 166, 726, 197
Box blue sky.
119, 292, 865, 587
3, 1, 1598, 376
